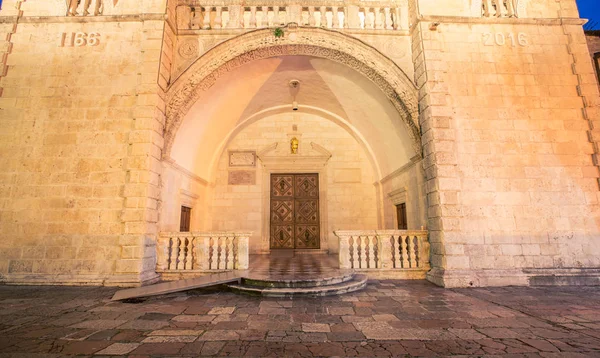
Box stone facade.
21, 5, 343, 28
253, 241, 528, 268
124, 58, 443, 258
1, 0, 599, 287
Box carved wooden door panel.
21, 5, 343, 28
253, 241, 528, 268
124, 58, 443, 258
270, 173, 320, 249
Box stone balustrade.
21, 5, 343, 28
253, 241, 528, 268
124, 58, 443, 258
482, 0, 518, 18
157, 232, 250, 272
334, 230, 430, 274
177, 3, 407, 31
67, 0, 105, 16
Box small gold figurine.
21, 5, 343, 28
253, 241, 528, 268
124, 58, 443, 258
291, 137, 299, 154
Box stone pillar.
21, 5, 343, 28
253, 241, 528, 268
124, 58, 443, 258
236, 233, 250, 270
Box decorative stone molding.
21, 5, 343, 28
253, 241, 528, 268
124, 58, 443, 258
164, 27, 421, 158
387, 187, 407, 205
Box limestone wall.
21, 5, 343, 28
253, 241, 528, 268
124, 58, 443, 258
0, 6, 166, 285
207, 113, 379, 253
415, 1, 600, 286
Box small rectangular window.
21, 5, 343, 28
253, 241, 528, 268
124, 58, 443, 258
396, 203, 407, 230
180, 206, 191, 232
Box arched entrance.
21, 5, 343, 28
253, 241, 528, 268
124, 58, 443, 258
160, 28, 426, 256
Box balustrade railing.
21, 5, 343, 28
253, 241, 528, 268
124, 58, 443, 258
334, 230, 429, 271
482, 0, 517, 18
67, 0, 104, 16
177, 3, 406, 31
157, 231, 250, 272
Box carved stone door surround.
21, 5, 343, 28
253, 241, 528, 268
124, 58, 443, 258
258, 142, 331, 252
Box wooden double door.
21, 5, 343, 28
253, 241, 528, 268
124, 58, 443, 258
270, 173, 320, 249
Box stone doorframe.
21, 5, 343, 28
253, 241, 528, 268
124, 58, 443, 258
257, 143, 331, 253
163, 26, 421, 159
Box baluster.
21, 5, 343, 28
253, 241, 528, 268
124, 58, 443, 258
332, 7, 340, 28
400, 235, 409, 268
308, 7, 316, 26
176, 238, 185, 270
319, 6, 326, 27
384, 8, 393, 30
81, 0, 91, 16
260, 6, 268, 27
352, 236, 360, 269
210, 236, 218, 269
219, 237, 227, 269
226, 236, 234, 269
202, 7, 211, 29
393, 7, 400, 30
274, 6, 281, 26
167, 237, 175, 270
249, 6, 257, 28
357, 236, 364, 268
94, 0, 103, 16
391, 235, 400, 268
232, 237, 238, 269
374, 7, 382, 29
405, 236, 413, 268
373, 236, 380, 268
497, 0, 506, 17
185, 238, 193, 270
214, 6, 222, 28
413, 236, 420, 267
505, 0, 515, 17
365, 8, 372, 29
368, 235, 376, 268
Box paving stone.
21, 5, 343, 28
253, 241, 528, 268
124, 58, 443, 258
326, 331, 366, 341
207, 306, 235, 315
197, 330, 240, 341
448, 328, 488, 340
69, 320, 128, 330
95, 342, 141, 355
477, 327, 522, 339
172, 315, 215, 322
129, 342, 186, 355
302, 323, 331, 333
1, 282, 600, 357
327, 307, 354, 315
519, 338, 560, 352
141, 335, 197, 343
149, 329, 204, 336
117, 320, 170, 330
60, 340, 112, 355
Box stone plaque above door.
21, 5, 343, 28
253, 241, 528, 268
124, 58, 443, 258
228, 170, 256, 185
229, 151, 256, 167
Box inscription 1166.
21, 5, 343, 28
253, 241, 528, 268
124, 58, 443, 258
58, 32, 101, 47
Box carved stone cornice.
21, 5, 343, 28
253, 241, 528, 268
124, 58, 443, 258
164, 27, 421, 159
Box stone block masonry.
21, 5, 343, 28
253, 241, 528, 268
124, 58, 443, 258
0, 1, 169, 286
418, 0, 600, 287
1, 0, 600, 288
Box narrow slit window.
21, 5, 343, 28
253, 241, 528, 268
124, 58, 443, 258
180, 206, 191, 232
396, 203, 407, 230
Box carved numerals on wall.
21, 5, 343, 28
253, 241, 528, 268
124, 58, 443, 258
58, 32, 101, 47
482, 32, 528, 47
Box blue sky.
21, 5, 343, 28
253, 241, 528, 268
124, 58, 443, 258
578, 0, 600, 29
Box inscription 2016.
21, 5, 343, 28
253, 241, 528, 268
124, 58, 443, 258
483, 32, 528, 47
59, 32, 101, 47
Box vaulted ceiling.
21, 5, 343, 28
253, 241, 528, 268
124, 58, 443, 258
170, 55, 416, 181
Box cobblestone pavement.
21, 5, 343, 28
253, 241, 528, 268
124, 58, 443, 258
1, 281, 600, 357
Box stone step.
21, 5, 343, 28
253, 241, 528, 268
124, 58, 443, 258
241, 271, 355, 288
227, 274, 368, 297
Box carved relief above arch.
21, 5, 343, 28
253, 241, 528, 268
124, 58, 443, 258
164, 27, 421, 157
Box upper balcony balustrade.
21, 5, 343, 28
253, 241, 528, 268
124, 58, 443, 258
175, 2, 409, 31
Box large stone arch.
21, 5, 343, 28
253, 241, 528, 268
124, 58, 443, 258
164, 26, 421, 157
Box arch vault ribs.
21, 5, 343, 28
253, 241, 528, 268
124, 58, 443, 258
163, 27, 421, 158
